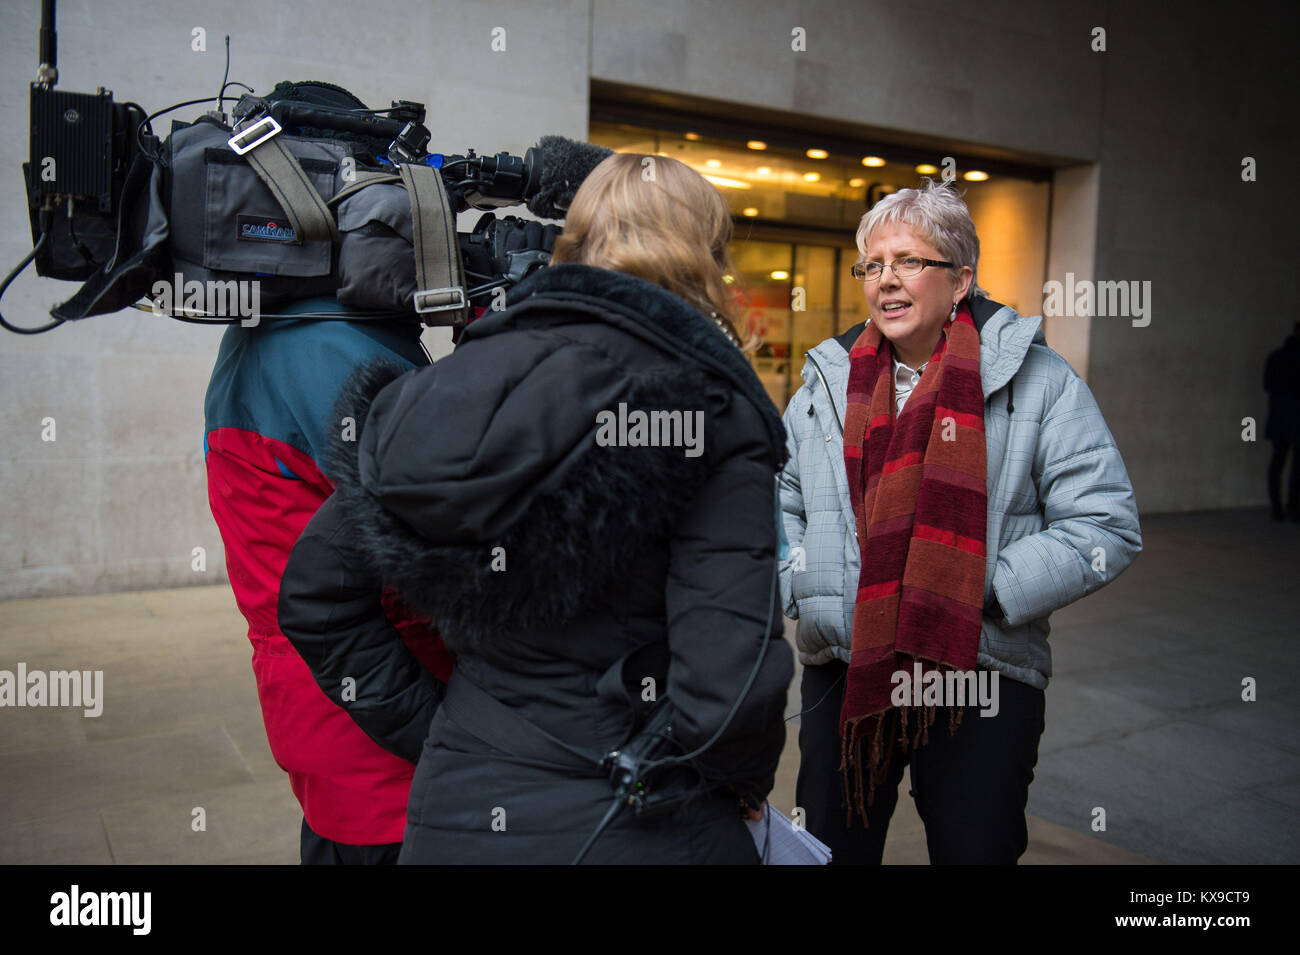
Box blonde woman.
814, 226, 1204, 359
278, 153, 793, 864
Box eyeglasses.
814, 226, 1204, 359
851, 256, 954, 282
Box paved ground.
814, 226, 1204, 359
0, 509, 1294, 864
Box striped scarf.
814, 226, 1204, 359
840, 301, 987, 825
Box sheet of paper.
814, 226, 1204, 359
744, 804, 832, 865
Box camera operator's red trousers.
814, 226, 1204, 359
206, 426, 451, 846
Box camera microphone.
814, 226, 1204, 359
525, 135, 614, 220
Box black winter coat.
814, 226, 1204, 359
278, 264, 794, 864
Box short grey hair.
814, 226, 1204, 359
854, 179, 986, 300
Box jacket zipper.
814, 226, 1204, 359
805, 351, 843, 436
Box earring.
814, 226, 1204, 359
949, 302, 958, 321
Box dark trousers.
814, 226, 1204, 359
795, 660, 1046, 865
299, 818, 401, 865
1268, 440, 1300, 518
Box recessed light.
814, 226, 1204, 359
770, 270, 790, 281
915, 163, 939, 175
706, 159, 722, 168
806, 148, 828, 159
849, 177, 865, 187
963, 170, 990, 181
684, 132, 701, 141
862, 156, 886, 167
747, 140, 767, 150
803, 172, 820, 182
742, 207, 759, 217
756, 166, 771, 175
703, 175, 750, 189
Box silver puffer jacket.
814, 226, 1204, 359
777, 296, 1142, 689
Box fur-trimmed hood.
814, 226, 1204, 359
325, 264, 786, 652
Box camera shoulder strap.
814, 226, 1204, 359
398, 162, 467, 323
327, 171, 403, 208
239, 135, 341, 244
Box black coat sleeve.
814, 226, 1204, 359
278, 492, 444, 764
663, 393, 795, 800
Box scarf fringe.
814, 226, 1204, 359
842, 702, 967, 828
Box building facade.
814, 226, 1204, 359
0, 0, 1291, 598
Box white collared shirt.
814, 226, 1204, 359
893, 358, 927, 415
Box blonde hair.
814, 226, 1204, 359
550, 153, 746, 345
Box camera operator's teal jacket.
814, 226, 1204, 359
778, 296, 1142, 688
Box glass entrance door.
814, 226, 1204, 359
729, 237, 869, 410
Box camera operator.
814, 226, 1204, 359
204, 296, 453, 864
278, 153, 794, 864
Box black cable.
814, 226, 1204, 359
220, 81, 253, 102
63, 199, 95, 266
0, 210, 64, 335
158, 313, 242, 326
785, 666, 845, 723
640, 555, 780, 775
132, 81, 252, 167
337, 106, 403, 115
465, 280, 510, 298
571, 797, 623, 866
143, 96, 220, 129
136, 96, 230, 166
130, 102, 156, 164
217, 36, 231, 115
139, 304, 418, 324
573, 550, 783, 863
218, 36, 231, 114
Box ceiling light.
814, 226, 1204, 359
915, 163, 939, 175
803, 172, 820, 182
706, 159, 721, 168
756, 166, 771, 175
703, 174, 751, 189
849, 177, 865, 187
806, 148, 828, 159
747, 140, 767, 150
770, 270, 790, 281
742, 207, 759, 217
862, 156, 886, 167
963, 170, 990, 181
684, 132, 701, 141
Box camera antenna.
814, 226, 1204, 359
37, 0, 57, 88
216, 35, 231, 118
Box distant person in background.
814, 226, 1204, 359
1264, 323, 1300, 521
